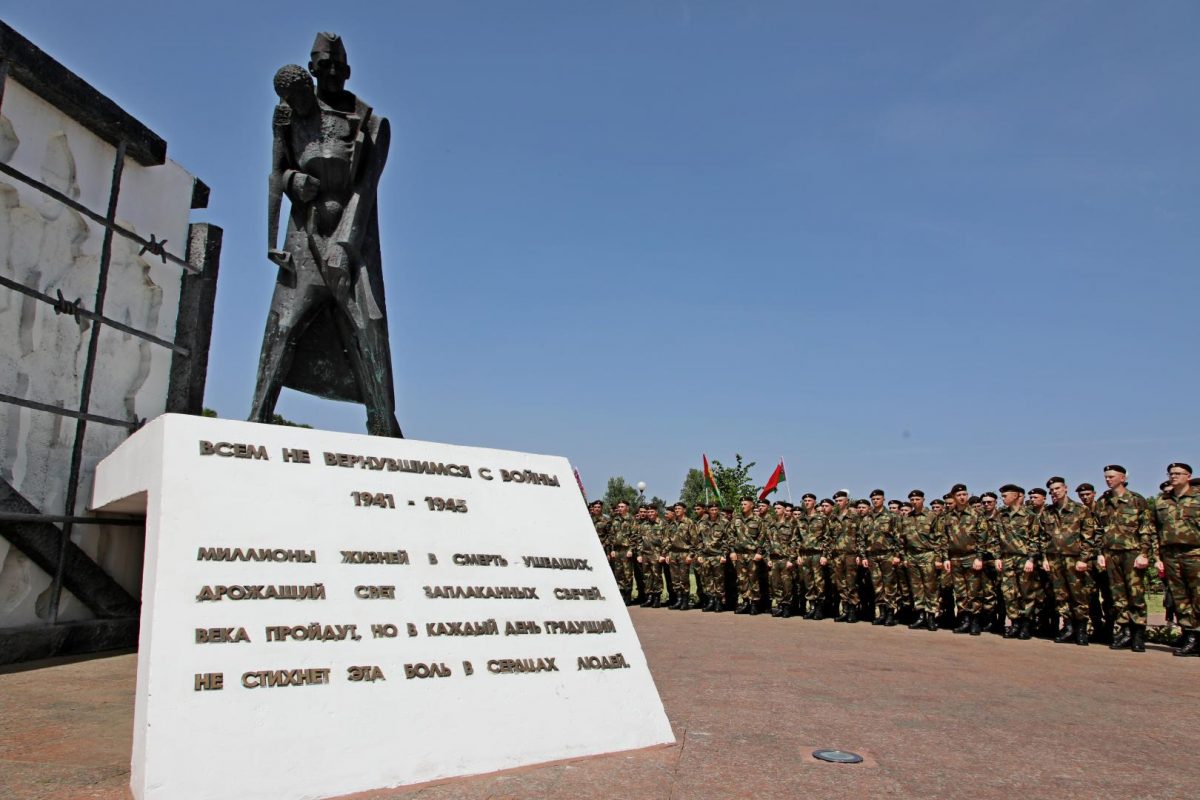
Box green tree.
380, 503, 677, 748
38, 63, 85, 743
678, 468, 709, 507
603, 477, 640, 510
709, 454, 758, 506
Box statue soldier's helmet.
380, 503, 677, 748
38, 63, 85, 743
310, 32, 350, 79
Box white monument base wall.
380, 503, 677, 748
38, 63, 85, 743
92, 414, 674, 800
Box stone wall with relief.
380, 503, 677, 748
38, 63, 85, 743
0, 20, 220, 643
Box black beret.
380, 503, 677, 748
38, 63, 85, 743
819, 498, 834, 506
999, 484, 1024, 494
833, 490, 849, 499
981, 491, 998, 500
900, 501, 913, 509
855, 498, 870, 506
968, 495, 981, 504
1075, 483, 1095, 493
1168, 462, 1193, 475
1046, 476, 1066, 488
707, 502, 720, 508
1103, 464, 1127, 475
740, 495, 756, 502
588, 499, 603, 506
1029, 487, 1048, 497
870, 489, 885, 498
950, 483, 968, 494
930, 498, 945, 506
801, 492, 816, 501
672, 501, 686, 509
908, 489, 925, 499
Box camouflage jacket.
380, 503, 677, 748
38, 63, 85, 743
1041, 498, 1097, 559
829, 510, 860, 555
799, 512, 830, 556
698, 518, 730, 557
993, 505, 1042, 559
639, 519, 666, 556
942, 507, 986, 560
592, 514, 612, 551
608, 514, 637, 552
667, 518, 700, 553
900, 508, 943, 555
1155, 485, 1200, 548
731, 515, 767, 554
1095, 489, 1155, 556
763, 516, 796, 559
861, 507, 900, 557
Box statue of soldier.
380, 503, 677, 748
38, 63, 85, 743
250, 33, 403, 437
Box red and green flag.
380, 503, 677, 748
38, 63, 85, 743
758, 460, 786, 501
702, 454, 722, 501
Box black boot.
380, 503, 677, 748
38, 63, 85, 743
1173, 630, 1200, 657
1054, 621, 1075, 643
1130, 624, 1146, 653
834, 609, 849, 622
872, 605, 887, 625
1017, 618, 1032, 640
926, 612, 938, 631
701, 598, 715, 612
1076, 624, 1089, 646
908, 612, 926, 630
734, 602, 750, 615
969, 615, 982, 636
1003, 620, 1020, 638
779, 606, 793, 619
651, 594, 662, 608
639, 593, 653, 607
989, 613, 1006, 635
884, 608, 897, 627
812, 607, 824, 621
846, 607, 858, 623
803, 607, 818, 620
622, 591, 636, 606
1110, 623, 1132, 650
770, 604, 783, 617
677, 597, 690, 611
953, 614, 972, 634
748, 602, 760, 616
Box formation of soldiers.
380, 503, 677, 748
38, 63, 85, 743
591, 462, 1200, 657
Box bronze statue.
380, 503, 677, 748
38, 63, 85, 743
250, 32, 403, 437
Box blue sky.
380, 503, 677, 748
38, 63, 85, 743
7, 2, 1198, 502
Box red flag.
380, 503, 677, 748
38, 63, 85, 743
573, 468, 586, 499
758, 461, 786, 501
702, 454, 722, 501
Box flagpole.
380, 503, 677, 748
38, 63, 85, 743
782, 457, 792, 503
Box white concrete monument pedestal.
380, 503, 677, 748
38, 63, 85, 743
92, 414, 673, 800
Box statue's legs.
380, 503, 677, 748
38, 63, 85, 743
331, 264, 402, 438
248, 271, 328, 424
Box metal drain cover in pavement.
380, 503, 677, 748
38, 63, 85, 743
812, 749, 863, 764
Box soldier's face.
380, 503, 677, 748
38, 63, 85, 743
694, 505, 704, 518
1001, 490, 1021, 508
1168, 466, 1191, 490
664, 510, 674, 521
774, 505, 786, 518
900, 506, 911, 516
804, 497, 816, 511
856, 504, 869, 516
589, 504, 601, 517
909, 496, 924, 511
953, 489, 969, 508
835, 497, 848, 511
887, 501, 899, 513
1030, 493, 1046, 509
982, 497, 996, 512
616, 502, 628, 516
871, 496, 885, 510
1077, 490, 1095, 505
740, 500, 753, 515
931, 502, 944, 514
819, 501, 833, 515
708, 507, 720, 519
1103, 471, 1124, 490
1049, 483, 1068, 504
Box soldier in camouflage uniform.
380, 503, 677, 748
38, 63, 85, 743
831, 491, 861, 622
765, 501, 798, 617
942, 484, 988, 636
1094, 465, 1155, 652
730, 497, 766, 614
862, 490, 901, 626
590, 499, 610, 550
992, 485, 1042, 640
901, 490, 943, 631
1042, 477, 1098, 645
797, 496, 831, 619
608, 501, 638, 605
636, 504, 667, 607
1155, 463, 1200, 657
978, 491, 1005, 633
695, 503, 726, 612
667, 501, 700, 610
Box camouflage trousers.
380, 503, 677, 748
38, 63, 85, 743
734, 555, 762, 603
768, 558, 796, 606
905, 552, 940, 613
697, 556, 725, 599
1161, 544, 1200, 630
948, 556, 986, 615
609, 554, 634, 596
795, 554, 826, 604
1104, 550, 1148, 626
639, 555, 665, 599
982, 564, 1001, 614
1048, 555, 1094, 622
833, 554, 860, 607
668, 553, 694, 599
865, 554, 899, 611
998, 555, 1039, 621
